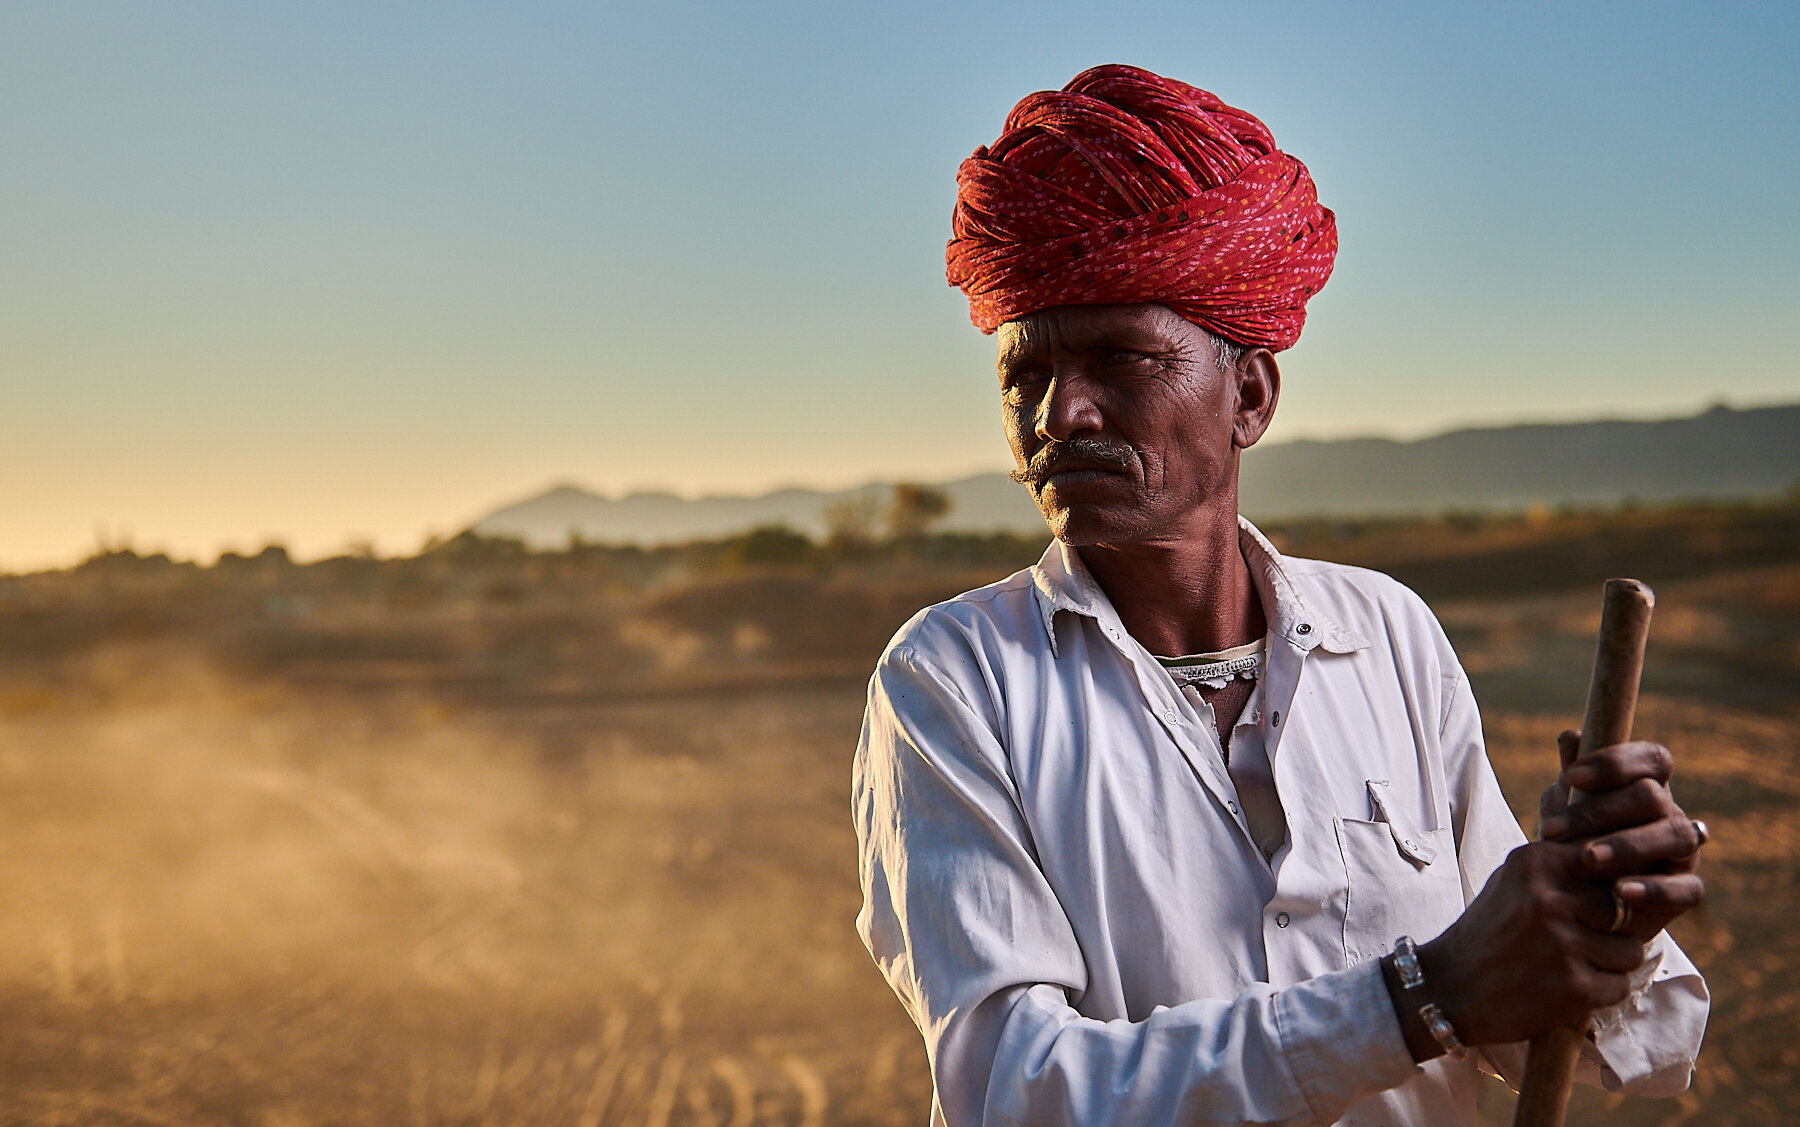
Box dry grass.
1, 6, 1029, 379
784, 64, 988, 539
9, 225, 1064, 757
1, 516, 1795, 1124
0, 670, 934, 1126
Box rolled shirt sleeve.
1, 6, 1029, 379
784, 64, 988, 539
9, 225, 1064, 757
855, 642, 1418, 1127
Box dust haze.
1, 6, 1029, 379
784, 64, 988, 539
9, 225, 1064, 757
2, 502, 1796, 1125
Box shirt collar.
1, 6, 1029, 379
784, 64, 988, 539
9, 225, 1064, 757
1030, 515, 1370, 658
1029, 537, 1106, 657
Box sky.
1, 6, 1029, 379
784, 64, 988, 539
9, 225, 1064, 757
2, 1, 1796, 569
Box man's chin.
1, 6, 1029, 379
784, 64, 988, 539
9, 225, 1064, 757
1035, 495, 1144, 547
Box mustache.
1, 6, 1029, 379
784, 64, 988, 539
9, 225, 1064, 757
1010, 437, 1137, 487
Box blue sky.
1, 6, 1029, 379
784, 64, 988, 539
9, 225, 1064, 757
2, 1, 1795, 567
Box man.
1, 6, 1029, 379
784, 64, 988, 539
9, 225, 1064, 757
852, 66, 1708, 1126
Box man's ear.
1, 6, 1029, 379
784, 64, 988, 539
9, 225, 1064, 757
1231, 348, 1281, 450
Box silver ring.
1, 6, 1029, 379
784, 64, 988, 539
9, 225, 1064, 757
1693, 819, 1710, 848
1607, 888, 1631, 934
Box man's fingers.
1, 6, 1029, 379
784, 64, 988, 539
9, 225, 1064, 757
1578, 816, 1704, 876
1575, 882, 1628, 933
1538, 783, 1570, 828
1543, 777, 1673, 841
1563, 741, 1673, 791
1537, 731, 1582, 828
1586, 931, 1651, 975
1617, 873, 1706, 911
1572, 874, 1704, 942
1541, 742, 1679, 839
1615, 874, 1707, 939
1557, 729, 1580, 772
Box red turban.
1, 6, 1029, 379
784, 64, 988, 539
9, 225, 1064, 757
946, 65, 1336, 351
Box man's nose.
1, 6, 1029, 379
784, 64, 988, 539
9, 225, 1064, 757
1035, 370, 1104, 442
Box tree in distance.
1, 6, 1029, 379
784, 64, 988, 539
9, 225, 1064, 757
886, 483, 952, 541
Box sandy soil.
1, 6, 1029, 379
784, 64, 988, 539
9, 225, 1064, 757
1, 526, 1793, 1124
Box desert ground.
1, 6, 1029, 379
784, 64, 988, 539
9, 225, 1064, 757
1, 501, 1795, 1125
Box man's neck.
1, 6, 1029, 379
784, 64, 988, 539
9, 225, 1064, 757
1074, 506, 1266, 658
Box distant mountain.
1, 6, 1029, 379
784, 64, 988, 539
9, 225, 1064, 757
470, 476, 1041, 547
471, 403, 1800, 547
1240, 402, 1800, 519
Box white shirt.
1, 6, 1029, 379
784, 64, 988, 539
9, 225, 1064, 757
853, 518, 1708, 1127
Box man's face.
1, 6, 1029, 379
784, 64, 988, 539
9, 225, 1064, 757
997, 303, 1273, 546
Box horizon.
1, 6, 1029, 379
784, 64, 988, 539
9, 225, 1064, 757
4, 3, 1796, 571
18, 397, 1793, 573
488, 394, 1800, 506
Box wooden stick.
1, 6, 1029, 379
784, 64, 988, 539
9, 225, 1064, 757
1512, 578, 1655, 1127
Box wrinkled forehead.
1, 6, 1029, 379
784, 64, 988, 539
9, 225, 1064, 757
995, 303, 1199, 364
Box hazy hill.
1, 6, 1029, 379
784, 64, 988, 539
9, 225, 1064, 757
1241, 402, 1800, 518
471, 477, 1042, 547
473, 403, 1800, 547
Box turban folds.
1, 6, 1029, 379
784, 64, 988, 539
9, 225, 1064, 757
946, 65, 1336, 351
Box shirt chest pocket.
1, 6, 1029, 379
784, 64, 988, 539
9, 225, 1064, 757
1336, 779, 1464, 966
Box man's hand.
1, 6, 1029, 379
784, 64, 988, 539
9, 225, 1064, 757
1401, 732, 1705, 1051
1538, 730, 1706, 940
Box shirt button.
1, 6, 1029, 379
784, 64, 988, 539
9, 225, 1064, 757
1271, 710, 1281, 727
1275, 912, 1290, 928
1228, 801, 1240, 814
1164, 709, 1178, 723
1296, 623, 1312, 635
